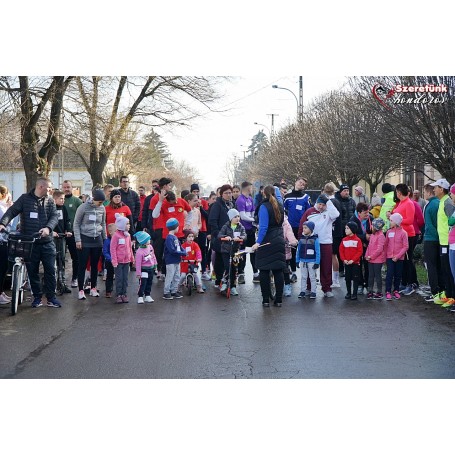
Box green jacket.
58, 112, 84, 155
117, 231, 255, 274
422, 196, 439, 242
64, 194, 82, 229
379, 191, 396, 232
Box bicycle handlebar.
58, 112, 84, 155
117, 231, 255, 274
7, 231, 42, 241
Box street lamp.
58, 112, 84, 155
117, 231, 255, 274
272, 80, 303, 122
254, 122, 271, 136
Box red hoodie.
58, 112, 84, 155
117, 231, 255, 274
392, 197, 415, 237
339, 234, 363, 265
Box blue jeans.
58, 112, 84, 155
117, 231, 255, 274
26, 241, 56, 299
385, 258, 403, 293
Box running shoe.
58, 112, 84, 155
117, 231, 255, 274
31, 297, 43, 308
385, 292, 392, 301
324, 291, 334, 298
393, 291, 401, 300
78, 290, 86, 300
331, 280, 341, 288
309, 292, 316, 299
284, 284, 292, 297
230, 287, 239, 296
90, 288, 100, 297
237, 274, 245, 284
122, 295, 129, 303
367, 292, 374, 300
441, 298, 455, 308
47, 297, 62, 308
373, 293, 383, 300
290, 273, 298, 283
1, 292, 12, 301
253, 272, 260, 283
71, 279, 78, 288
402, 285, 415, 296
298, 292, 306, 298
137, 297, 144, 304
144, 296, 154, 302
171, 292, 183, 299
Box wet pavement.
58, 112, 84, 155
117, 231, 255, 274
1, 269, 454, 378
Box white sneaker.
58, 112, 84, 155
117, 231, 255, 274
137, 297, 144, 304
230, 287, 239, 296
78, 290, 86, 300
331, 280, 341, 288
220, 283, 228, 292
201, 271, 212, 281
71, 279, 78, 288
1, 292, 12, 301
0, 294, 10, 304
90, 288, 100, 297
324, 291, 334, 298
144, 296, 154, 302
253, 272, 260, 283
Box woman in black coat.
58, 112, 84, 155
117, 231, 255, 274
252, 185, 286, 307
208, 184, 234, 286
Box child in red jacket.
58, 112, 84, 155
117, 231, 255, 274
179, 230, 205, 293
339, 221, 364, 300
365, 217, 386, 299
384, 212, 409, 301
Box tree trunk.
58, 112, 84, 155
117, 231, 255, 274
89, 154, 109, 187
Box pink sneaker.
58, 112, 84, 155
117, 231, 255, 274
393, 290, 401, 300
385, 292, 392, 301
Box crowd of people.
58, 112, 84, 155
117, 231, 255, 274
0, 174, 454, 312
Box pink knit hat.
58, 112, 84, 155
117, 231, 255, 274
450, 183, 455, 195
389, 213, 403, 226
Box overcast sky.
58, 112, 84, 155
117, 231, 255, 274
161, 75, 349, 192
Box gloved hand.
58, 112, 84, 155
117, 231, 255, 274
296, 263, 300, 268
312, 263, 319, 270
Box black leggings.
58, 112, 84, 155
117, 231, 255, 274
259, 269, 284, 303
77, 247, 102, 291
0, 243, 8, 293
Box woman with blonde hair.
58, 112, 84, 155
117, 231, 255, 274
252, 185, 286, 307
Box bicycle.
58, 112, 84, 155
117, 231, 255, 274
181, 259, 199, 296
220, 237, 243, 298
7, 231, 41, 316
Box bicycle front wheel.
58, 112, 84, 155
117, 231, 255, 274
186, 274, 194, 296
11, 264, 24, 316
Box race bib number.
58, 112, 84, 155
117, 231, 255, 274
58, 210, 63, 220
168, 207, 175, 213
141, 271, 149, 278
118, 238, 126, 245
69, 204, 73, 208
296, 205, 302, 210
442, 247, 448, 254
307, 249, 314, 255
186, 246, 191, 252
89, 214, 96, 221
30, 212, 38, 219
388, 232, 395, 238
343, 240, 358, 248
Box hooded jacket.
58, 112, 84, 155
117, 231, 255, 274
384, 226, 408, 260
298, 199, 340, 244
208, 197, 234, 252
73, 201, 107, 243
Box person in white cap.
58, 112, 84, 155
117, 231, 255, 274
353, 186, 369, 205
431, 178, 455, 302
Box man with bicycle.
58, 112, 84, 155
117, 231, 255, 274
0, 177, 61, 308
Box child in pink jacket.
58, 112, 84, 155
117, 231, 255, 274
134, 231, 158, 304
110, 213, 134, 303
365, 217, 386, 299
282, 215, 298, 297
384, 213, 408, 301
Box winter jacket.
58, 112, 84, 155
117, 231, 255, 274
283, 215, 297, 260
296, 234, 320, 264
180, 241, 202, 274
339, 234, 363, 265
73, 201, 106, 243
208, 197, 234, 253
423, 196, 439, 242
0, 189, 58, 244
437, 195, 455, 245
379, 191, 396, 232
255, 199, 286, 271
335, 192, 356, 229
370, 205, 381, 219
164, 233, 187, 265
63, 194, 82, 228
110, 230, 134, 267
103, 237, 112, 262
298, 199, 340, 244
120, 187, 140, 223
217, 221, 246, 254
392, 197, 415, 237
365, 230, 386, 264
284, 189, 311, 228
349, 212, 373, 249
54, 204, 72, 234
135, 244, 157, 275
384, 226, 408, 260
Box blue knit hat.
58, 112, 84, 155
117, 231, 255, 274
134, 231, 151, 245
302, 221, 315, 232
166, 217, 179, 231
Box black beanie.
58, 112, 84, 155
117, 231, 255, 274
346, 221, 358, 234
110, 189, 121, 200
381, 183, 394, 194
190, 183, 199, 192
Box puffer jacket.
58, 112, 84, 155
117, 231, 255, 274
335, 192, 356, 228
217, 221, 246, 254
120, 187, 140, 222
0, 189, 58, 243
73, 201, 107, 243
208, 197, 234, 253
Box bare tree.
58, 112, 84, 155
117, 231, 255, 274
64, 76, 225, 186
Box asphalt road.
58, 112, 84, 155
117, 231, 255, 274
1, 269, 454, 379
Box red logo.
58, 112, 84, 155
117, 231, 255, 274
372, 84, 395, 110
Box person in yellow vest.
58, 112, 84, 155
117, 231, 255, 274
379, 183, 396, 232
431, 179, 455, 303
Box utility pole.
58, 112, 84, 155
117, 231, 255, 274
299, 76, 303, 122
267, 113, 279, 137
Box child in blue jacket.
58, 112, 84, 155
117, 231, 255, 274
296, 221, 320, 299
